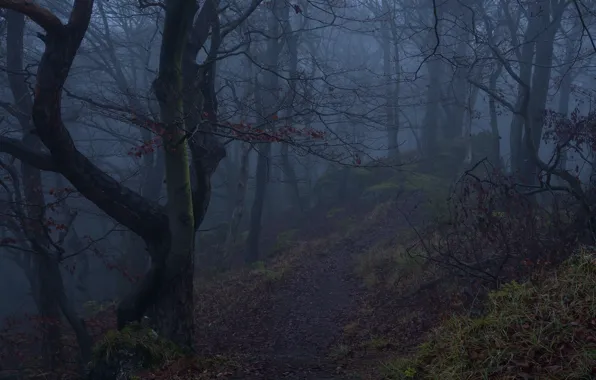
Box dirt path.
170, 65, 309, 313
195, 202, 414, 379
196, 237, 365, 379
256, 245, 360, 379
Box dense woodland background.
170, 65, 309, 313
1, 0, 596, 378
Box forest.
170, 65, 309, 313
0, 0, 595, 378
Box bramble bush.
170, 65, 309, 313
409, 158, 579, 294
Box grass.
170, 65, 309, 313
382, 248, 596, 379
355, 242, 427, 290
250, 260, 288, 283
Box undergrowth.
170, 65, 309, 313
92, 322, 182, 368
383, 248, 596, 379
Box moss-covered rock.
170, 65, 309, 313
87, 322, 182, 380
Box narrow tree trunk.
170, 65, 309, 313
489, 64, 503, 168
6, 11, 63, 371
118, 146, 164, 297
444, 40, 469, 140
280, 143, 304, 211
520, 2, 563, 183
381, 21, 398, 160
245, 0, 286, 263
509, 8, 540, 175
554, 26, 580, 180
389, 16, 401, 163
246, 142, 271, 263
224, 143, 251, 256
281, 33, 304, 210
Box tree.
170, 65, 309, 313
0, 0, 229, 349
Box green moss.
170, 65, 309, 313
382, 249, 596, 379
250, 261, 287, 283
400, 173, 443, 193
92, 323, 182, 369
273, 229, 299, 253
83, 300, 117, 315
356, 244, 425, 290
363, 336, 393, 351
326, 207, 345, 219
365, 181, 401, 193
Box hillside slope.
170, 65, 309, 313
378, 249, 596, 380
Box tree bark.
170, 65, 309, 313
508, 5, 540, 176
520, 0, 565, 184
489, 63, 503, 167
245, 0, 286, 263
0, 0, 226, 350
224, 143, 252, 256
388, 12, 401, 162
281, 32, 305, 211
151, 0, 197, 349
6, 10, 67, 371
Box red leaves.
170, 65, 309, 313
128, 136, 162, 158
43, 216, 68, 232
48, 187, 75, 196
126, 110, 327, 157
0, 237, 17, 245
227, 121, 326, 143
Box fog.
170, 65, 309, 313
1, 0, 596, 378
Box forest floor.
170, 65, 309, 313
193, 198, 438, 379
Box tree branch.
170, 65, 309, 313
0, 0, 63, 33
0, 136, 58, 171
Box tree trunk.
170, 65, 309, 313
388, 15, 401, 162
554, 26, 580, 181
520, 2, 564, 184
246, 142, 271, 263
281, 33, 304, 211
151, 0, 197, 348
118, 145, 164, 297
224, 143, 251, 256
509, 7, 540, 175
381, 20, 398, 160
489, 63, 503, 168
6, 10, 64, 372
245, 0, 286, 263
444, 40, 469, 140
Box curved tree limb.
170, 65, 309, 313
0, 0, 63, 33
0, 136, 58, 171
0, 0, 169, 242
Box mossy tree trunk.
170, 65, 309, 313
151, 0, 197, 349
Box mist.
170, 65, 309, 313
1, 0, 596, 378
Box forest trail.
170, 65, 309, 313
195, 206, 400, 380
196, 231, 380, 380
246, 239, 362, 379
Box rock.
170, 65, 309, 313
87, 323, 181, 380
